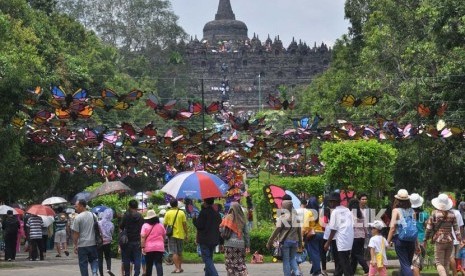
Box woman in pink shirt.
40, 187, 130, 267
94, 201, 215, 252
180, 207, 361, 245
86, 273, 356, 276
141, 210, 166, 276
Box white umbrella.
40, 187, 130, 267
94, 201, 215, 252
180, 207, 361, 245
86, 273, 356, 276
0, 205, 18, 215
42, 196, 67, 205
39, 215, 55, 227
135, 192, 148, 200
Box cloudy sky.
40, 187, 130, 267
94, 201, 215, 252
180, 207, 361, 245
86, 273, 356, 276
170, 0, 349, 47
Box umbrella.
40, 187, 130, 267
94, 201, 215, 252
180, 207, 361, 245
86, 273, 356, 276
14, 208, 25, 216
26, 204, 56, 216
39, 215, 55, 227
91, 205, 109, 214
72, 191, 91, 203
0, 205, 18, 215
161, 171, 229, 200
42, 196, 67, 205
135, 192, 148, 200
89, 181, 132, 200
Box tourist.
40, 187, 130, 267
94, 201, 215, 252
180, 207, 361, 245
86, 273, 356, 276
141, 209, 166, 276
424, 193, 462, 276
324, 191, 354, 276
220, 201, 250, 276
409, 193, 428, 276
386, 189, 415, 276
320, 195, 332, 276
54, 212, 69, 257
98, 208, 115, 276
303, 196, 324, 276
193, 197, 222, 276
267, 197, 303, 276
349, 198, 369, 275
72, 199, 98, 276
2, 210, 19, 261
164, 199, 188, 274
27, 213, 44, 261
120, 199, 144, 276
367, 220, 388, 276
449, 202, 464, 276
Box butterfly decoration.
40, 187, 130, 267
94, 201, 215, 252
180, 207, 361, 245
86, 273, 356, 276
290, 116, 310, 129
23, 86, 43, 107
156, 109, 192, 121
188, 101, 223, 116
340, 94, 379, 107
338, 189, 355, 207
11, 115, 27, 129
417, 102, 447, 118
50, 86, 88, 109
267, 94, 295, 110
263, 185, 301, 219
33, 110, 54, 125
91, 88, 141, 111
146, 94, 177, 111
228, 114, 266, 131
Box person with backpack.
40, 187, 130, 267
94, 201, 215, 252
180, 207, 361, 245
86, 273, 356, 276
409, 193, 429, 276
424, 193, 462, 276
386, 189, 417, 276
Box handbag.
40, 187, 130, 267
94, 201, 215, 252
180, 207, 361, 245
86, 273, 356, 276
166, 209, 179, 237
376, 237, 385, 268
272, 224, 292, 260
119, 229, 128, 247
92, 213, 103, 248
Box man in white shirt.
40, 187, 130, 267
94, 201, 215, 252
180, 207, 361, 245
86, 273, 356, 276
324, 192, 354, 276
450, 207, 464, 276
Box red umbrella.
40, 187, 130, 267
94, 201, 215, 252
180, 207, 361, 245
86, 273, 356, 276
26, 204, 56, 216
14, 208, 24, 216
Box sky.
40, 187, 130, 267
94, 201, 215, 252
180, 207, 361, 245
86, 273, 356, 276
170, 0, 349, 47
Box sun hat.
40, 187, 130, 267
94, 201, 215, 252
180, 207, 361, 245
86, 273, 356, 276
144, 209, 157, 220
409, 193, 424, 208
431, 193, 453, 211
368, 220, 385, 230
394, 189, 410, 200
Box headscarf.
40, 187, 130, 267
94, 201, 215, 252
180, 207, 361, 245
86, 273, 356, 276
220, 202, 246, 238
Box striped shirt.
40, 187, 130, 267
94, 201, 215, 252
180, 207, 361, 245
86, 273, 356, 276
55, 217, 67, 232
27, 216, 44, 239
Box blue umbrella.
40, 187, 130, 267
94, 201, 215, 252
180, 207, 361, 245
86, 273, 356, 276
91, 205, 109, 214
72, 191, 91, 203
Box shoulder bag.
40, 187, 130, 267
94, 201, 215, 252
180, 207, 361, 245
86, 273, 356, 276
272, 223, 292, 260
166, 209, 179, 237
92, 213, 103, 248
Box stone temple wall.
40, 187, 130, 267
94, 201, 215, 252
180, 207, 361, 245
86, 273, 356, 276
182, 36, 331, 112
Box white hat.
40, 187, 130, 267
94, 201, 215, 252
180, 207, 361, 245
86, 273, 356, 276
144, 209, 157, 220
410, 193, 424, 208
394, 189, 410, 200
368, 220, 386, 230
432, 194, 453, 211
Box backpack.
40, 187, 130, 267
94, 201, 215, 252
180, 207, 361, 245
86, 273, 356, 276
397, 208, 418, 242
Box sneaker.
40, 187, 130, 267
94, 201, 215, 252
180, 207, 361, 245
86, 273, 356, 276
7, 258, 12, 262
107, 270, 115, 276
64, 251, 69, 256
56, 254, 61, 257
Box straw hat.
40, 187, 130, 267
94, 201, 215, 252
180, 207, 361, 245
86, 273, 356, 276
394, 189, 410, 200
432, 194, 453, 211
144, 209, 157, 220
410, 193, 424, 208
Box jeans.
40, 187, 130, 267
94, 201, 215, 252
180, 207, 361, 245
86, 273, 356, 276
98, 243, 112, 276
199, 244, 218, 276
77, 245, 99, 276
122, 241, 142, 276
282, 241, 300, 276
145, 251, 164, 276
306, 233, 323, 275
351, 238, 369, 274
393, 236, 414, 276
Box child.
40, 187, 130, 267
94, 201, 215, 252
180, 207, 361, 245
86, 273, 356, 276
368, 220, 389, 276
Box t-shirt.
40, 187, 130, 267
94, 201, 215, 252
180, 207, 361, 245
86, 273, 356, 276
368, 235, 389, 265
452, 209, 464, 245
328, 205, 354, 251
164, 208, 187, 239
416, 211, 429, 243
27, 216, 44, 240
141, 223, 165, 253
55, 215, 67, 232
71, 211, 96, 248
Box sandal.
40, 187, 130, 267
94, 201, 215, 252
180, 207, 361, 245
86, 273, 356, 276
172, 269, 184, 273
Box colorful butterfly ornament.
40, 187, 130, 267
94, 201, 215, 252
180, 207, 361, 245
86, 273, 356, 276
263, 185, 301, 219
11, 115, 27, 129
340, 94, 379, 107
92, 88, 143, 111
50, 86, 88, 109
267, 94, 295, 110
417, 102, 447, 118
23, 86, 43, 107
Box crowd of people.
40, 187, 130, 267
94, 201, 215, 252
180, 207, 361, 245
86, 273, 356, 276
2, 189, 465, 276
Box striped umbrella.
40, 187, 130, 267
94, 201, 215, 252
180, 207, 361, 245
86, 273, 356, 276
161, 171, 229, 200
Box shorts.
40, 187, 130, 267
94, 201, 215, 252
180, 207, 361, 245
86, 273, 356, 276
54, 230, 67, 243
168, 237, 184, 255
452, 244, 461, 258
412, 245, 426, 270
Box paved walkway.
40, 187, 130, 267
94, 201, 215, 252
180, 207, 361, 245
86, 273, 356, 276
1, 252, 400, 275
